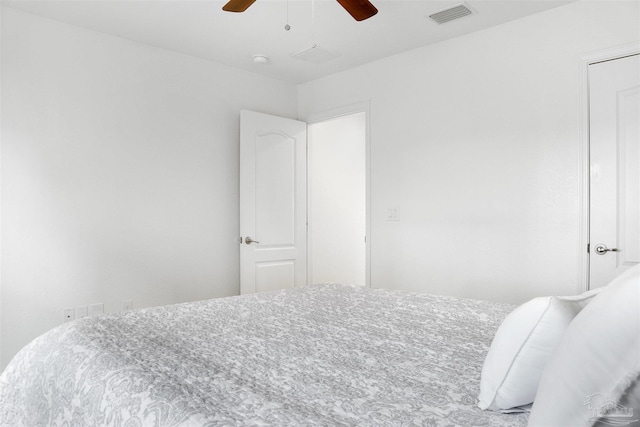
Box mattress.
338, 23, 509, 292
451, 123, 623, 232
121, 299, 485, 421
0, 284, 528, 426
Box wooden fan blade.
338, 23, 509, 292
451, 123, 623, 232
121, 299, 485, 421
336, 0, 378, 21
222, 0, 257, 13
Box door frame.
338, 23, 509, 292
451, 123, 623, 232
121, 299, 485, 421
578, 42, 640, 292
304, 101, 372, 287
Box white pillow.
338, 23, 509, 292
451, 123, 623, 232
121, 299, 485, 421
477, 288, 601, 411
528, 265, 640, 427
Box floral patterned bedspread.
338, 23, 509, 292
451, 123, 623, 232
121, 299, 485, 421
0, 284, 528, 426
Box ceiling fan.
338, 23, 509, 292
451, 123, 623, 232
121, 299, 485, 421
222, 0, 378, 22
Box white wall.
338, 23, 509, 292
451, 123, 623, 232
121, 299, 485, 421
0, 7, 297, 369
308, 113, 366, 285
298, 0, 640, 304
2, 0, 638, 371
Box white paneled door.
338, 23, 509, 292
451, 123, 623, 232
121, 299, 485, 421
589, 54, 640, 288
239, 110, 307, 294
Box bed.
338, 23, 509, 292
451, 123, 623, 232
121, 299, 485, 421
0, 284, 531, 426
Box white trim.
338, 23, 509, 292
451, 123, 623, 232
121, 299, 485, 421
305, 101, 372, 287
306, 126, 314, 286
578, 42, 640, 292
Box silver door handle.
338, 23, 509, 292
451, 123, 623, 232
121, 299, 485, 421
594, 244, 618, 255
245, 236, 260, 245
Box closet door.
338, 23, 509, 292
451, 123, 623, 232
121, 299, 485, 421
589, 54, 640, 288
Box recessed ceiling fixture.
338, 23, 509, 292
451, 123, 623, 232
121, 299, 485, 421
252, 54, 269, 64
428, 3, 474, 24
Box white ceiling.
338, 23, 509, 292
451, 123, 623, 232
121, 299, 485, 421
2, 0, 575, 83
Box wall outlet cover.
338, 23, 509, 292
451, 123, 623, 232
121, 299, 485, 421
63, 307, 75, 323
89, 303, 104, 317
75, 305, 88, 319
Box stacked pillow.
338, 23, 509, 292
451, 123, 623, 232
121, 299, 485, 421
478, 265, 640, 426
528, 265, 639, 426
477, 288, 601, 411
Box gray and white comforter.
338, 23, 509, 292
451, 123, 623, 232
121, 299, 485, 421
0, 284, 528, 426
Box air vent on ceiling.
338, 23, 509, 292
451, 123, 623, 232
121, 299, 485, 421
429, 4, 473, 24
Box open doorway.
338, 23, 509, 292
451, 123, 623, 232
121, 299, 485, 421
307, 111, 368, 286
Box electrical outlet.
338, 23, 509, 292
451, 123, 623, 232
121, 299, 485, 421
75, 305, 88, 319
63, 307, 75, 323
123, 300, 133, 311
89, 303, 104, 317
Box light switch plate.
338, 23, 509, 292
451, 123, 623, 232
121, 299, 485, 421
386, 207, 400, 221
